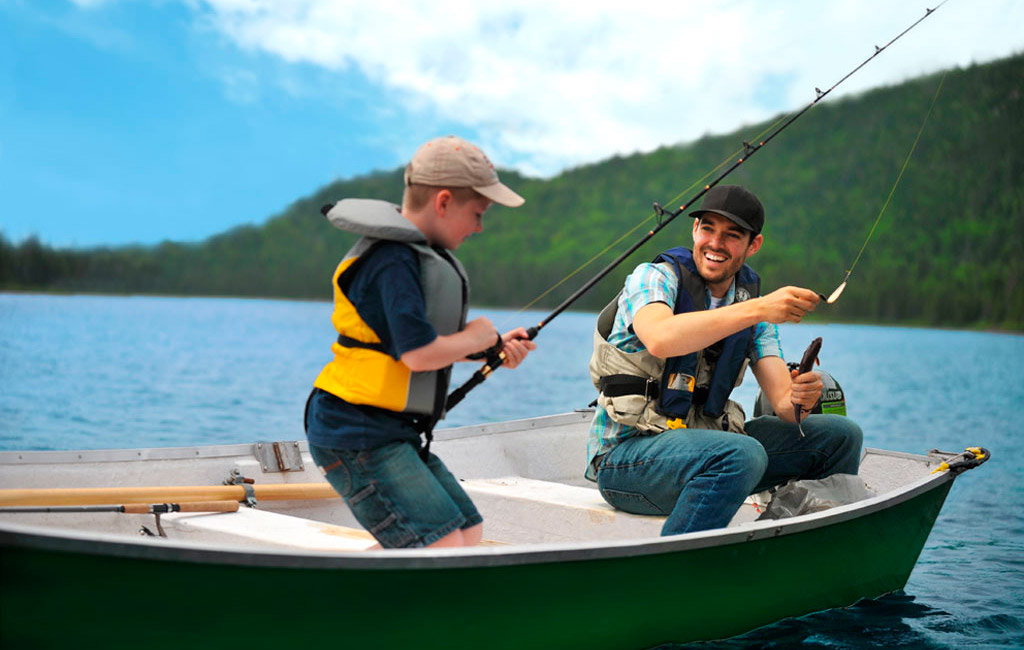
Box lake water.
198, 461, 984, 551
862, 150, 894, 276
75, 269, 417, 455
1, 293, 1022, 649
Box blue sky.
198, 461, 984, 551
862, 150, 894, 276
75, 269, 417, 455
2, 0, 1022, 248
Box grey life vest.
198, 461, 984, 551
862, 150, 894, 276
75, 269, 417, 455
589, 253, 759, 434
319, 199, 469, 424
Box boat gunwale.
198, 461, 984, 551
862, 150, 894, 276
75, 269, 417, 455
0, 411, 595, 464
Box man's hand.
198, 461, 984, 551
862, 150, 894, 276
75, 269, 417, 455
790, 368, 823, 417
499, 327, 537, 369
757, 287, 820, 324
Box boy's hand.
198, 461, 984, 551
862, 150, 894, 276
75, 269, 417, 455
464, 317, 500, 352
500, 327, 537, 369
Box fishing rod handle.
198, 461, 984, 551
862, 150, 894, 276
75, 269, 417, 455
121, 501, 241, 514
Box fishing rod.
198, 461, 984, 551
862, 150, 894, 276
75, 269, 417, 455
445, 3, 948, 413
0, 501, 240, 514
0, 500, 242, 537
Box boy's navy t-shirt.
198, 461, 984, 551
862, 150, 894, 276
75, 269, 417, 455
307, 242, 442, 450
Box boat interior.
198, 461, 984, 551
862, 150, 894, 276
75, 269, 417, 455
0, 412, 951, 552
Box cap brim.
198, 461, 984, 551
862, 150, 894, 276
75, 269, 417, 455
474, 182, 525, 208
688, 208, 757, 233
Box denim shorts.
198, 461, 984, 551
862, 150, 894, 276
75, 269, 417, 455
309, 441, 483, 549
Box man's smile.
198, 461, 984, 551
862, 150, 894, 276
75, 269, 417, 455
702, 250, 728, 264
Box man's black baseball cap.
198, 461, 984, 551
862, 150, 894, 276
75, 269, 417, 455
688, 185, 764, 235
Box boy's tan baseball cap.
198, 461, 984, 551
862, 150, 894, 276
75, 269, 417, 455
404, 135, 525, 208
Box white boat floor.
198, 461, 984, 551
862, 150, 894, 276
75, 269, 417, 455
163, 449, 923, 551
165, 508, 378, 551
161, 476, 766, 550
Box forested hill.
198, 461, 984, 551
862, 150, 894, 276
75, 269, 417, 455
3, 54, 1022, 329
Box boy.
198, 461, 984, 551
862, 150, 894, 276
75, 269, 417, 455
306, 136, 535, 549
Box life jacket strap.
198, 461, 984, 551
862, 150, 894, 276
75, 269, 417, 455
598, 374, 660, 400
335, 334, 388, 354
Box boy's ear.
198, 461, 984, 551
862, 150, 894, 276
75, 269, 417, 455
434, 189, 453, 217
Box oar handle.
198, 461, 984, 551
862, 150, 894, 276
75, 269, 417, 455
176, 500, 240, 513
0, 483, 338, 507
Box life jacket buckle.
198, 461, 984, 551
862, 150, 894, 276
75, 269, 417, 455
644, 378, 658, 401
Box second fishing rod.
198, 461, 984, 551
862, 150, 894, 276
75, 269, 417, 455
445, 4, 946, 412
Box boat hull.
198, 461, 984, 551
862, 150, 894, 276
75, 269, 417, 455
1, 480, 952, 649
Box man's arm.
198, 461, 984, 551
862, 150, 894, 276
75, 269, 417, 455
751, 355, 823, 423
632, 286, 821, 358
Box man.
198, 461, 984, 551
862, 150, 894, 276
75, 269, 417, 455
587, 184, 862, 535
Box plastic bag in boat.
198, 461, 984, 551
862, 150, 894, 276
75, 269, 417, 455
756, 474, 876, 520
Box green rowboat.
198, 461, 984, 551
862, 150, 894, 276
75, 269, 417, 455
0, 411, 987, 649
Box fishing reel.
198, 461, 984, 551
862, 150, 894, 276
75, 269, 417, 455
753, 364, 847, 418
465, 331, 504, 362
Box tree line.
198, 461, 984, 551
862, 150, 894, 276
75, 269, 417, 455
3, 54, 1022, 330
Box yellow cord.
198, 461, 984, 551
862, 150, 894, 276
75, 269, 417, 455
501, 116, 788, 325
846, 71, 947, 276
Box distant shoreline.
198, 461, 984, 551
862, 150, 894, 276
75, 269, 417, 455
4, 289, 1022, 336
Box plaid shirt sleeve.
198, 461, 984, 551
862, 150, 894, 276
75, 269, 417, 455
587, 263, 678, 479
607, 263, 677, 350
750, 321, 784, 363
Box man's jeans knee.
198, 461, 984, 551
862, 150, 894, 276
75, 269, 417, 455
595, 429, 767, 536
745, 414, 864, 493
594, 415, 863, 537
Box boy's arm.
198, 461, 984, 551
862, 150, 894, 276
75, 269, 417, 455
402, 323, 537, 372
401, 317, 502, 372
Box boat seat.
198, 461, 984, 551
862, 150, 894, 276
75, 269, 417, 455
163, 507, 376, 551
462, 477, 660, 543
162, 507, 509, 550
461, 477, 764, 543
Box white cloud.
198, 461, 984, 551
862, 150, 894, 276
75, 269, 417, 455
194, 0, 1024, 176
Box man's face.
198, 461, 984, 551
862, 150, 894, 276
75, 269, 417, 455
691, 213, 763, 296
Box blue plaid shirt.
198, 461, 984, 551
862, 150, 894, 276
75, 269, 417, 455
586, 262, 783, 480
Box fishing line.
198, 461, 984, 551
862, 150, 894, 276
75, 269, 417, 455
501, 115, 789, 326
822, 70, 948, 304
449, 3, 949, 412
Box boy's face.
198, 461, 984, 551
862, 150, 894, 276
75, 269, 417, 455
436, 193, 492, 250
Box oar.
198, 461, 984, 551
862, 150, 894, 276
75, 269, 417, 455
0, 500, 240, 514
0, 483, 338, 508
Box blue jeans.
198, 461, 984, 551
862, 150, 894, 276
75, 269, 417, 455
309, 441, 483, 549
594, 414, 863, 536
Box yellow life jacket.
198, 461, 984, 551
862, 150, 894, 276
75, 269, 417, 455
314, 200, 469, 422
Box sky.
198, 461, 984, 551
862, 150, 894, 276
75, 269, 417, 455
2, 0, 1022, 249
